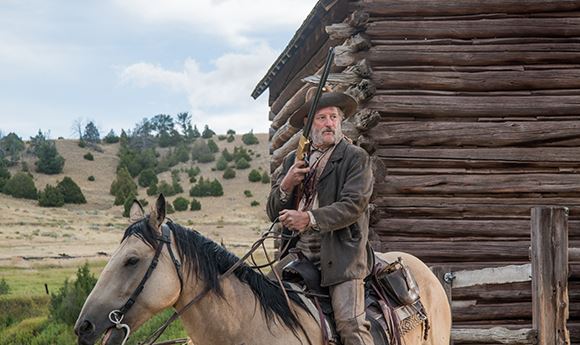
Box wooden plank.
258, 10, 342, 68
370, 121, 580, 147
371, 69, 580, 92
356, 0, 580, 17
369, 44, 580, 67
367, 95, 580, 118
531, 207, 571, 345
377, 241, 532, 262
453, 282, 533, 303
452, 327, 536, 345
453, 301, 533, 322
367, 17, 580, 40
570, 247, 580, 261
379, 174, 580, 195
451, 264, 531, 289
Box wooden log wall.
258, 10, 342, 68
353, 0, 580, 342
267, 0, 580, 342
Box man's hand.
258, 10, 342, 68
280, 160, 310, 192
279, 209, 310, 232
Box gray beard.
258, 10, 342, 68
311, 126, 343, 148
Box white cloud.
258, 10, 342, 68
119, 43, 278, 133
113, 0, 316, 45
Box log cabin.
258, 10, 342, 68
252, 0, 580, 343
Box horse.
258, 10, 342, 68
75, 195, 451, 345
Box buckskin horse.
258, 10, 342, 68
75, 195, 451, 345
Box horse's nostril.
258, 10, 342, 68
77, 319, 95, 335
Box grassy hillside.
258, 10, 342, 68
0, 133, 273, 267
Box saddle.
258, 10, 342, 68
280, 253, 429, 345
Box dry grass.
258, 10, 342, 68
0, 134, 275, 269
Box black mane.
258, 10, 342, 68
122, 219, 307, 331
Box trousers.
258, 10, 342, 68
330, 279, 374, 345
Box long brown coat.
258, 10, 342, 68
267, 139, 374, 286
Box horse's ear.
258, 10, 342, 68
149, 194, 166, 232
129, 199, 145, 223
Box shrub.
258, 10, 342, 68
223, 167, 236, 179
226, 135, 235, 143
138, 168, 158, 188
3, 172, 37, 199
221, 148, 233, 162
215, 156, 228, 171
50, 262, 97, 325
146, 183, 158, 196
157, 181, 177, 197
189, 177, 223, 197
190, 198, 201, 211
191, 140, 215, 163
187, 166, 201, 181
217, 135, 227, 141
251, 200, 260, 207
227, 129, 236, 135
0, 165, 10, 191
0, 295, 49, 329
173, 197, 189, 211
35, 141, 65, 174
103, 129, 120, 144
110, 167, 137, 205
0, 277, 10, 294
83, 152, 94, 161
201, 125, 215, 139
241, 130, 259, 145
122, 194, 137, 217
261, 171, 271, 184
207, 139, 219, 153
38, 184, 65, 207
235, 157, 250, 170
57, 177, 86, 204
87, 175, 95, 181
248, 169, 261, 182
244, 190, 253, 197
233, 146, 251, 162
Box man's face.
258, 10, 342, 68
308, 106, 343, 148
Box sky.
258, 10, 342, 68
0, 0, 317, 139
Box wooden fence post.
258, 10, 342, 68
431, 265, 453, 345
531, 206, 570, 345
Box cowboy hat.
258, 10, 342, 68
289, 88, 358, 128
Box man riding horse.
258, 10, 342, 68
267, 88, 375, 345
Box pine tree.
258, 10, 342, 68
110, 167, 137, 205
57, 177, 87, 204
82, 121, 101, 144
38, 184, 65, 207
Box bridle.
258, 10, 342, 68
107, 222, 184, 345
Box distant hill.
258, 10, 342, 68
0, 133, 273, 263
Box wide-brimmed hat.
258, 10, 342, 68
289, 88, 358, 128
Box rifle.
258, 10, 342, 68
295, 47, 335, 165
292, 47, 334, 210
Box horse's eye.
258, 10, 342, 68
125, 257, 140, 266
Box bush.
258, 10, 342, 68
233, 146, 251, 162
217, 135, 227, 141
201, 125, 215, 139
38, 185, 65, 207
0, 295, 49, 329
251, 200, 260, 207
241, 130, 259, 145
157, 181, 177, 197
57, 177, 86, 204
173, 197, 189, 211
261, 171, 271, 184
190, 198, 201, 211
0, 165, 10, 191
35, 141, 65, 174
103, 129, 120, 144
138, 168, 158, 188
3, 172, 37, 199
207, 139, 219, 153
191, 140, 215, 163
215, 156, 228, 171
87, 175, 95, 181
50, 262, 97, 325
122, 194, 137, 217
226, 135, 235, 143
223, 167, 236, 179
83, 152, 94, 161
0, 278, 10, 294
244, 190, 253, 197
166, 202, 175, 214
221, 148, 233, 162
110, 167, 137, 205
235, 157, 250, 170
189, 177, 223, 197
146, 183, 158, 196
248, 169, 261, 182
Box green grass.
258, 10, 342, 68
0, 260, 107, 297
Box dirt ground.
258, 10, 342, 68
0, 134, 275, 268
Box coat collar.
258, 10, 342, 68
318, 138, 348, 182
